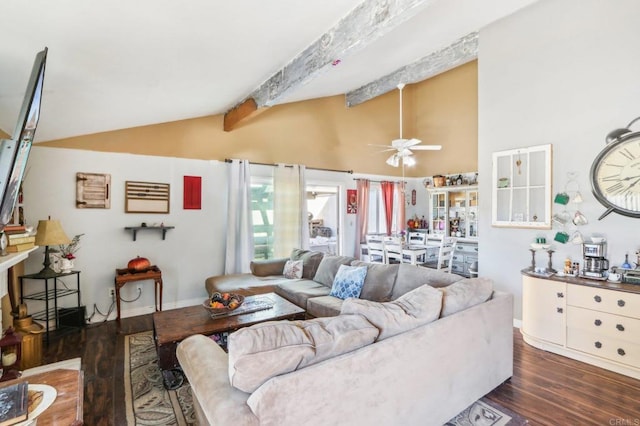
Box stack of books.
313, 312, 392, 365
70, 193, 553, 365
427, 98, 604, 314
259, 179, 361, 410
3, 225, 36, 253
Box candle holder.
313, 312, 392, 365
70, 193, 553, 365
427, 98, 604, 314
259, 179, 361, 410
529, 248, 537, 272
546, 249, 557, 274
0, 327, 22, 381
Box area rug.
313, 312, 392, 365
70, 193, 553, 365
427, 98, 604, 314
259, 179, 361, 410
124, 331, 196, 425
445, 398, 528, 426
124, 331, 527, 426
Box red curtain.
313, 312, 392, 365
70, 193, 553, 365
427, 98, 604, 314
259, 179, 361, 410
381, 181, 394, 236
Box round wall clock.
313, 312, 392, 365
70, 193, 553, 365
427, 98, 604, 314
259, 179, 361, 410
590, 123, 640, 220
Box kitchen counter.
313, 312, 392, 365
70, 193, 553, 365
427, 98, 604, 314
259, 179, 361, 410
521, 269, 640, 295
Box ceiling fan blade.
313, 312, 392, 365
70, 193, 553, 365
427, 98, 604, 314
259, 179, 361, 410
398, 148, 414, 157
368, 143, 394, 148
404, 138, 422, 147
411, 145, 442, 151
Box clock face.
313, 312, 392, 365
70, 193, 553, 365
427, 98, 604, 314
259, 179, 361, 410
591, 131, 640, 218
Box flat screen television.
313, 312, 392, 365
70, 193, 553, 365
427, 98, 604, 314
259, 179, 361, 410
0, 47, 47, 231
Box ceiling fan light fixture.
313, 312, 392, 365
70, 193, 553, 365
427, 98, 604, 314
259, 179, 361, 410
386, 154, 400, 167
404, 156, 416, 167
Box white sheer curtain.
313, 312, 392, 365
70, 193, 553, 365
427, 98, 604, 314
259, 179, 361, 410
395, 181, 406, 235
273, 164, 308, 258
224, 159, 254, 274
355, 179, 370, 258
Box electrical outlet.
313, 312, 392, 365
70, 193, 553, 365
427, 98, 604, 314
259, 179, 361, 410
109, 289, 115, 299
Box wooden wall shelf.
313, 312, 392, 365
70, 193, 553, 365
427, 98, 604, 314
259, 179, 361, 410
124, 226, 175, 241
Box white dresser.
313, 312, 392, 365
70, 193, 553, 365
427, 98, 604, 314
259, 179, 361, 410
522, 271, 640, 379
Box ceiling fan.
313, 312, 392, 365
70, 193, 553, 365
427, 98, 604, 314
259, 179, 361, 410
370, 83, 442, 167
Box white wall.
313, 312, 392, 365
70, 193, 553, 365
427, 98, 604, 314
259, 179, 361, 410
479, 0, 640, 320
22, 147, 371, 321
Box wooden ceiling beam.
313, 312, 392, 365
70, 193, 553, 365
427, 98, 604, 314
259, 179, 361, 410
223, 98, 266, 132
223, 0, 435, 131
345, 32, 478, 107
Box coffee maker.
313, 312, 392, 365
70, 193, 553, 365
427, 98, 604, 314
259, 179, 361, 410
582, 241, 609, 278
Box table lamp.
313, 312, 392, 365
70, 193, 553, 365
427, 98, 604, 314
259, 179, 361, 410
34, 217, 71, 277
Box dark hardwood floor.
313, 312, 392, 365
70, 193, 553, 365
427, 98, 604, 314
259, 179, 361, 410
42, 317, 640, 425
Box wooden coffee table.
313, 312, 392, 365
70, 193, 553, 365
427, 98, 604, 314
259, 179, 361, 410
153, 292, 305, 388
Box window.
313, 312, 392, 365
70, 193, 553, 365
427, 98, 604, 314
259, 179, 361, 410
367, 183, 400, 235
251, 179, 274, 259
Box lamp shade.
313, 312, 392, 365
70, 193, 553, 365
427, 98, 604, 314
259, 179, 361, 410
34, 219, 71, 246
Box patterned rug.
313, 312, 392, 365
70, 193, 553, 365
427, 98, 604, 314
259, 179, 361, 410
446, 398, 529, 426
124, 331, 527, 426
124, 331, 196, 425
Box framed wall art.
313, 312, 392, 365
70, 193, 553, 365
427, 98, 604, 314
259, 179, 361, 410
125, 181, 170, 213
347, 189, 357, 214
183, 176, 202, 210
76, 172, 111, 209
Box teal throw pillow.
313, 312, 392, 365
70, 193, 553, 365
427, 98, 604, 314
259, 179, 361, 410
329, 265, 368, 300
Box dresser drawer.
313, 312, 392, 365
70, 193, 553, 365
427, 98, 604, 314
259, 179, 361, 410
567, 306, 640, 343
455, 243, 478, 254
567, 284, 640, 319
567, 328, 640, 368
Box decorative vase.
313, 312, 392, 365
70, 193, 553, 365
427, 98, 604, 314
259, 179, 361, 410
60, 258, 74, 273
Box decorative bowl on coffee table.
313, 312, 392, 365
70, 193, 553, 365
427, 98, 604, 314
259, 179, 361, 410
203, 292, 244, 318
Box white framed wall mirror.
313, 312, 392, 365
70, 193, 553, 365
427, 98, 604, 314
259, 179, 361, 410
492, 144, 552, 229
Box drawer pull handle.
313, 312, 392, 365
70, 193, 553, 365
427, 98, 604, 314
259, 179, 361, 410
594, 295, 602, 303
557, 307, 563, 314
594, 319, 602, 326
595, 341, 602, 349
618, 348, 626, 356
618, 299, 625, 307
557, 292, 564, 298
616, 324, 625, 332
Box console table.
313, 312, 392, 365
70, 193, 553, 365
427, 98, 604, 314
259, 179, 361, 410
521, 270, 640, 379
114, 266, 163, 321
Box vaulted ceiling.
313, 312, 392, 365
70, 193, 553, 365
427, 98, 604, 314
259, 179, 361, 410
0, 0, 537, 142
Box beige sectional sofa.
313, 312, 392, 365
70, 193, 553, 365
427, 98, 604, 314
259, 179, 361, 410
179, 249, 514, 425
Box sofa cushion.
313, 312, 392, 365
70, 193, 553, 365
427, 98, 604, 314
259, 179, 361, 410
313, 255, 356, 287
440, 277, 493, 317
306, 295, 343, 318
275, 279, 331, 308
290, 249, 324, 280
391, 264, 464, 299
329, 265, 368, 300
227, 315, 379, 393
250, 258, 288, 277
205, 273, 287, 297
283, 260, 303, 279
351, 261, 398, 302
341, 284, 443, 341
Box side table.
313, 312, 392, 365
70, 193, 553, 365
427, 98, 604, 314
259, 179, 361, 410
114, 266, 163, 321
19, 271, 82, 343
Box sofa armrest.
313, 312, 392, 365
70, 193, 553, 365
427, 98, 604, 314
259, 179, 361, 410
250, 258, 288, 277
177, 334, 258, 426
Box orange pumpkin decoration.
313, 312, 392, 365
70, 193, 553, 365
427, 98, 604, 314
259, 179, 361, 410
128, 256, 151, 271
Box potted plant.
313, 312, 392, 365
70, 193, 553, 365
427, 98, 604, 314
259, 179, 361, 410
58, 234, 84, 273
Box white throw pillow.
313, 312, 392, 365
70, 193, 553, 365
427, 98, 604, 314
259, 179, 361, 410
283, 259, 303, 279
340, 284, 443, 341
228, 315, 378, 393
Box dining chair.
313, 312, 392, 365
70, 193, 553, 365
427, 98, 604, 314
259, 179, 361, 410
402, 232, 428, 265
436, 236, 458, 273
383, 236, 403, 264
365, 235, 386, 264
